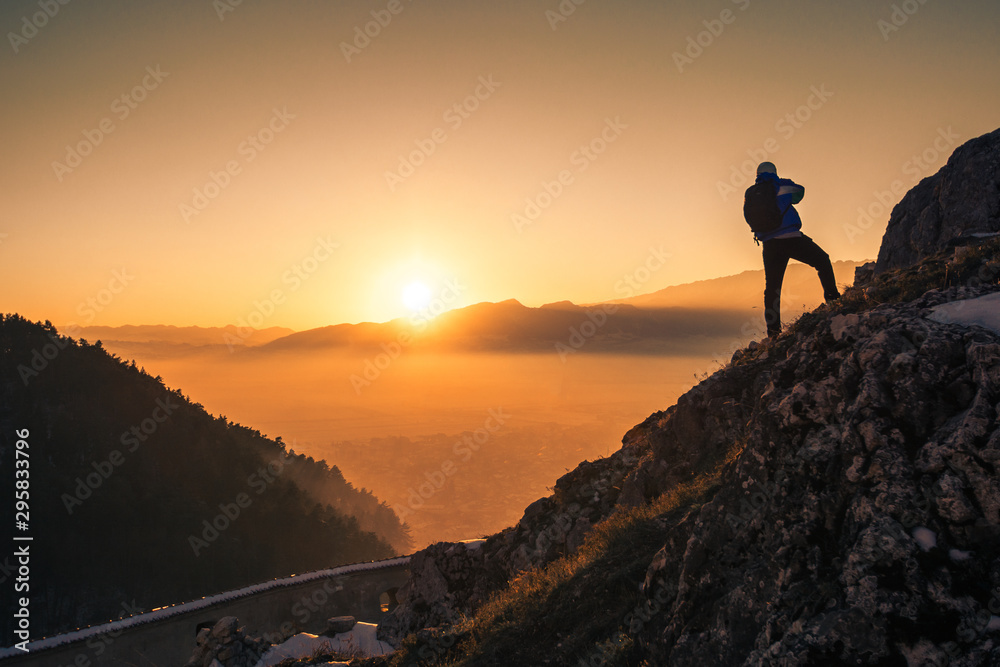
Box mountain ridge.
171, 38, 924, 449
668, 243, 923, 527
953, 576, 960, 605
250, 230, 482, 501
601, 259, 864, 310
67, 323, 295, 346
256, 262, 864, 355
68, 262, 864, 360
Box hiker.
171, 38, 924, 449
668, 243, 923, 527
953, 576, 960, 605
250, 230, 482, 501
744, 161, 840, 338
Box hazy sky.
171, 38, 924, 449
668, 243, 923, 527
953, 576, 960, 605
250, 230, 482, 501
2, 0, 998, 329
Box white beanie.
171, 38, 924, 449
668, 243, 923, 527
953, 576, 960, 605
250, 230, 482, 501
756, 161, 777, 175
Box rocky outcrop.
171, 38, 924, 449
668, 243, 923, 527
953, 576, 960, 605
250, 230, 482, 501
377, 267, 1000, 664
326, 616, 357, 635
630, 282, 1000, 664
377, 541, 487, 645
184, 616, 271, 667
875, 127, 1000, 275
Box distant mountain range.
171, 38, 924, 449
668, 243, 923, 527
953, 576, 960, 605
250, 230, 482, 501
604, 260, 863, 310
69, 324, 295, 346
69, 260, 865, 358
256, 299, 752, 356
65, 324, 295, 359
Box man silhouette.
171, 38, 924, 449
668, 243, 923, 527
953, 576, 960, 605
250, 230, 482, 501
752, 161, 840, 337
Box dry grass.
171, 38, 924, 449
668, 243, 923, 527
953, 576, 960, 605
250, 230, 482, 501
380, 440, 745, 667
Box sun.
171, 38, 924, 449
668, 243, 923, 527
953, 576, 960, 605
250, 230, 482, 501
401, 281, 433, 313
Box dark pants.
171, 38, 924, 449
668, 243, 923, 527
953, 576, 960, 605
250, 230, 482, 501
762, 234, 838, 336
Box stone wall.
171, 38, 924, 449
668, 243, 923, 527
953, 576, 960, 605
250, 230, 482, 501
1, 560, 409, 667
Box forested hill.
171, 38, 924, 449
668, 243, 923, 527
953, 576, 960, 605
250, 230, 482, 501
0, 315, 408, 641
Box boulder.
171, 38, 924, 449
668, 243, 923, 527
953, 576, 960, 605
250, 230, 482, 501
324, 615, 357, 635
184, 616, 270, 667
875, 127, 1000, 275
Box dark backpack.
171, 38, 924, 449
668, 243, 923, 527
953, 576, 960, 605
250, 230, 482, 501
743, 180, 788, 238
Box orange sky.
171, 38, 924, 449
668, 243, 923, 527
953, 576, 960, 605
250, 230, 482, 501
2, 0, 998, 329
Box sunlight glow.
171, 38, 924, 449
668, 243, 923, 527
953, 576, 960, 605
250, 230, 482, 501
401, 281, 433, 313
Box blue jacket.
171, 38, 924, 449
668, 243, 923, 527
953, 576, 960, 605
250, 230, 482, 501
755, 172, 804, 242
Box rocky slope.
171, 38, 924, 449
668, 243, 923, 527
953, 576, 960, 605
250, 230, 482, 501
367, 128, 1000, 666
633, 281, 1000, 665
875, 127, 1000, 274
369, 246, 1000, 665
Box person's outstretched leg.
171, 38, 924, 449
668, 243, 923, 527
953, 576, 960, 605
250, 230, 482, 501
763, 240, 791, 337
788, 235, 839, 301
